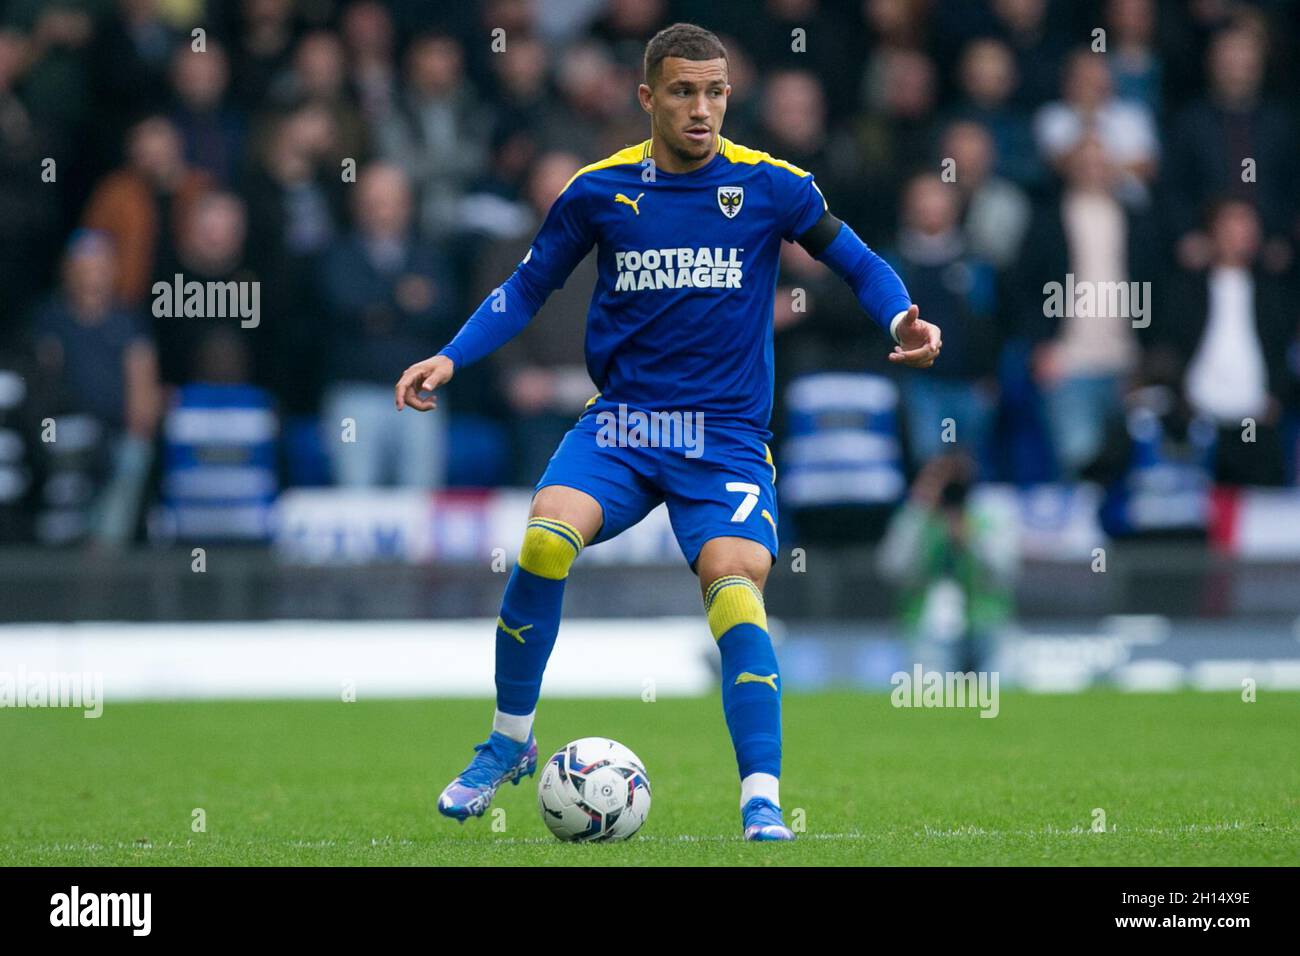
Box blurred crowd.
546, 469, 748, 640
1, 0, 1299, 546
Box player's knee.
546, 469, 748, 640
703, 574, 767, 640
518, 517, 585, 580
530, 486, 602, 541
697, 536, 772, 591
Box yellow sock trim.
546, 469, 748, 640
518, 518, 584, 580
704, 574, 767, 640
704, 573, 759, 608
529, 517, 585, 553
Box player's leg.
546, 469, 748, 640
663, 431, 793, 840
696, 537, 793, 841
439, 413, 661, 821
490, 485, 602, 744
437, 486, 601, 822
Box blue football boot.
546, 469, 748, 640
437, 731, 538, 822
742, 796, 796, 841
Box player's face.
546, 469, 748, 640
641, 57, 730, 167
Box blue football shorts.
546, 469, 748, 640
534, 396, 778, 571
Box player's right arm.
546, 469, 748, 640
395, 181, 595, 411
771, 161, 940, 369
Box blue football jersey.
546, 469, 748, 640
510, 137, 828, 438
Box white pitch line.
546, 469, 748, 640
12, 820, 1297, 856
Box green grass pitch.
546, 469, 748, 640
2, 690, 1297, 866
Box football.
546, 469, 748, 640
537, 737, 652, 842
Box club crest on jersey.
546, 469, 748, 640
717, 186, 744, 218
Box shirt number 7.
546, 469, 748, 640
726, 482, 761, 522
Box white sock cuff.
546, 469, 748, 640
740, 772, 781, 810
493, 708, 534, 743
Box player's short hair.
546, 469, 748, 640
643, 23, 728, 87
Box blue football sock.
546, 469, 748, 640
705, 575, 782, 780
494, 518, 584, 717
717, 622, 783, 779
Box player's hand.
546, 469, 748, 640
395, 354, 455, 411
888, 305, 941, 369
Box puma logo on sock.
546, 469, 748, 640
734, 672, 778, 691
497, 617, 533, 644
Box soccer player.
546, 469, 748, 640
395, 23, 941, 841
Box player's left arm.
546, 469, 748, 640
781, 172, 941, 369
395, 178, 595, 410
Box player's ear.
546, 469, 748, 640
637, 83, 654, 115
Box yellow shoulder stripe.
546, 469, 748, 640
560, 141, 651, 195
718, 137, 812, 177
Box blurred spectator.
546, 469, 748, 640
546, 40, 640, 159
0, 29, 62, 334
734, 0, 858, 117
244, 104, 346, 414
590, 0, 669, 72
477, 34, 561, 191
761, 70, 863, 226
170, 40, 246, 187
1, 1, 96, 132
32, 230, 161, 544
455, 36, 552, 234
378, 33, 492, 241
91, 0, 178, 134
947, 38, 1042, 190
1105, 0, 1162, 113
476, 152, 597, 483
488, 33, 550, 137
773, 241, 885, 382
459, 0, 540, 90
855, 49, 940, 241
340, 0, 398, 127
318, 163, 459, 488
1034, 48, 1159, 208
762, 69, 831, 167
929, 0, 1000, 72
990, 0, 1068, 109
1165, 23, 1298, 272
229, 0, 298, 110
1016, 135, 1158, 478
885, 173, 1000, 470
270, 29, 367, 163
862, 0, 930, 52
152, 191, 262, 389
458, 129, 542, 239
940, 119, 1032, 270
876, 453, 1018, 673
34, 230, 160, 443
1156, 200, 1294, 486
710, 33, 760, 143
81, 115, 212, 305
245, 104, 343, 265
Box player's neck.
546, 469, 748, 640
650, 131, 720, 175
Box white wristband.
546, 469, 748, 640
889, 309, 910, 345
